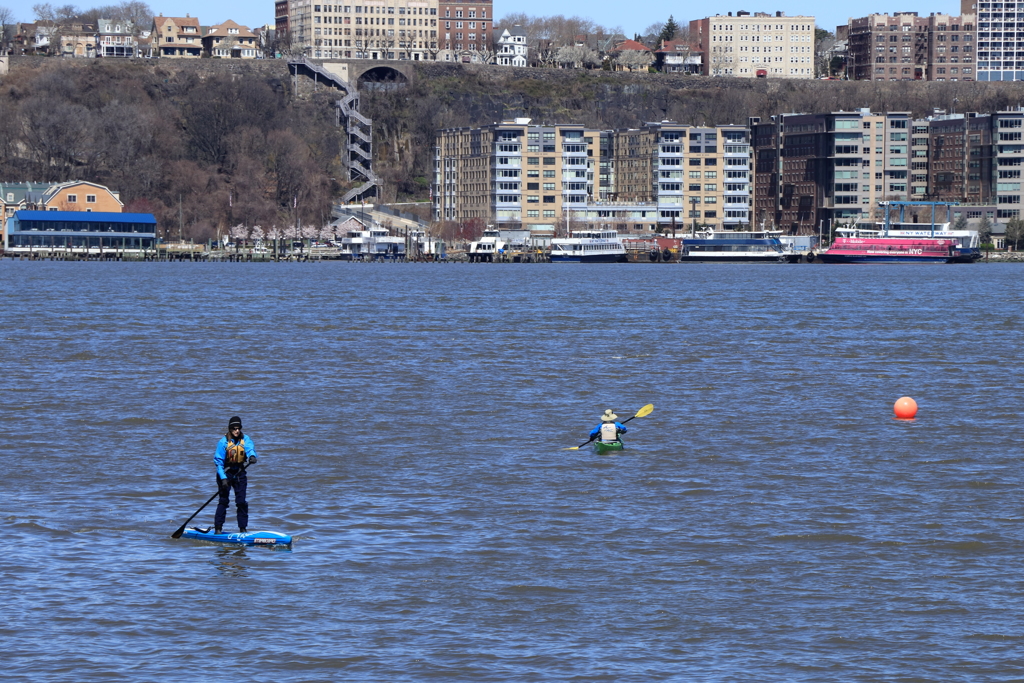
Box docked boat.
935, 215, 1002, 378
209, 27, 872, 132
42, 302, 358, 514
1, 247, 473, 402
678, 229, 794, 263
820, 224, 980, 264
594, 440, 625, 454
408, 229, 446, 259
550, 228, 628, 263
339, 226, 405, 260
467, 228, 506, 262
820, 237, 960, 263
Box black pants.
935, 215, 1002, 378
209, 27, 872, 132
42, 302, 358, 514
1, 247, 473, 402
214, 470, 248, 531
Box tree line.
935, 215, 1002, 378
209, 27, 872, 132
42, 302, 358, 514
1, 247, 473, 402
5, 60, 1024, 244
0, 63, 341, 241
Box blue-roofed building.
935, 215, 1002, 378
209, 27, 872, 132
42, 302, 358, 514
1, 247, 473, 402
6, 210, 158, 255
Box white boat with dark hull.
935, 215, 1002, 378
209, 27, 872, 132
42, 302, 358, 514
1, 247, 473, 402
467, 229, 506, 262
340, 226, 405, 260
550, 229, 628, 263
678, 229, 794, 263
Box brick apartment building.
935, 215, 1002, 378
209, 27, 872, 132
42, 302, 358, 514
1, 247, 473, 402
845, 12, 975, 81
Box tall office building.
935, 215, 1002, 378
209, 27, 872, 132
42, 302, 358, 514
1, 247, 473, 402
690, 10, 816, 78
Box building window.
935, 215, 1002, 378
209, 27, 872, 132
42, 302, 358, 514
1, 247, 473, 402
86, 195, 96, 203
67, 195, 77, 203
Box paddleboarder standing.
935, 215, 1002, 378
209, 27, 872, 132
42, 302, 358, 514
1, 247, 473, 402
214, 416, 258, 534
589, 409, 628, 445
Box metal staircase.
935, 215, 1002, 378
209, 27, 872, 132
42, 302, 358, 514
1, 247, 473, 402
289, 56, 379, 204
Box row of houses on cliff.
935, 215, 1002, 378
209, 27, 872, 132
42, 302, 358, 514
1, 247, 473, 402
0, 1, 1015, 81
10, 15, 263, 59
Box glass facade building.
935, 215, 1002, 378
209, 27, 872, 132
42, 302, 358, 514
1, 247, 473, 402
6, 211, 157, 251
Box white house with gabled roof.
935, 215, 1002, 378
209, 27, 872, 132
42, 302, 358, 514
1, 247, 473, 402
497, 25, 527, 67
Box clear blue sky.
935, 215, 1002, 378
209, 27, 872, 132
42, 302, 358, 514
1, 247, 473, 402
4, 0, 966, 36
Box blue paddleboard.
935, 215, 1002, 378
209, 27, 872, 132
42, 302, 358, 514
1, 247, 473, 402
181, 527, 292, 546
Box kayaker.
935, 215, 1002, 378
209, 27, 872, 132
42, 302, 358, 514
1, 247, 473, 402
589, 409, 628, 445
213, 416, 258, 534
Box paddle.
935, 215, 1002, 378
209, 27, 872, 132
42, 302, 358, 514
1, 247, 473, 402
171, 461, 251, 539
563, 403, 654, 450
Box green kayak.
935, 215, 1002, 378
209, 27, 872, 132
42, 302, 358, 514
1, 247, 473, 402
594, 440, 625, 454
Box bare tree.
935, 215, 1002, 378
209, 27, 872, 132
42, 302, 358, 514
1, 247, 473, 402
643, 22, 664, 42
0, 6, 16, 53
615, 49, 652, 72
79, 5, 118, 24
117, 1, 153, 52
472, 44, 495, 64
20, 95, 93, 180
495, 13, 615, 56
32, 3, 80, 56
815, 29, 837, 78
556, 44, 599, 69
423, 38, 440, 61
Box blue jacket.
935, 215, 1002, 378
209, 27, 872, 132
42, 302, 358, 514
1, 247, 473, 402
589, 421, 627, 440
214, 433, 258, 479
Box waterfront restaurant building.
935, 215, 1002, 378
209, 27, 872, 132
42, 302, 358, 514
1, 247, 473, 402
6, 211, 157, 253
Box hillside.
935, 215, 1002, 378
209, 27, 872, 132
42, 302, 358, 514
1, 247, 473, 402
3, 57, 1024, 239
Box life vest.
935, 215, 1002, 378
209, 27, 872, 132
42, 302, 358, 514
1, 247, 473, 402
224, 435, 248, 467
600, 422, 619, 442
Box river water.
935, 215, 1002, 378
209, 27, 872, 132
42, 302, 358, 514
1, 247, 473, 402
2, 261, 1023, 681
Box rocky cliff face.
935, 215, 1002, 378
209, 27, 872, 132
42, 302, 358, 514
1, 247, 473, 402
6, 56, 1024, 206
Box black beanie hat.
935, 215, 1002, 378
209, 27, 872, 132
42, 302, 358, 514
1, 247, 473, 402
228, 416, 243, 429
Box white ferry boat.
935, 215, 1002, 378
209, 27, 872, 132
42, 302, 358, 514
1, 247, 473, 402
550, 229, 628, 263
467, 229, 506, 262
340, 226, 405, 260
679, 229, 794, 263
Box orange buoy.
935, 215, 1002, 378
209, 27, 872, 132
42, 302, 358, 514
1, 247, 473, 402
894, 396, 918, 420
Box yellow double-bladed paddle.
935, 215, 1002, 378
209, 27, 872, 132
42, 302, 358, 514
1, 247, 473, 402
563, 404, 654, 450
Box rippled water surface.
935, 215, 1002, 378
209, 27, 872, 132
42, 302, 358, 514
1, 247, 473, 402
3, 261, 1024, 681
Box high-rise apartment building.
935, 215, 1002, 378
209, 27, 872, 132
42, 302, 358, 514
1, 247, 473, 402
690, 10, 815, 78
964, 0, 1024, 80
275, 1, 290, 46
437, 0, 492, 62
921, 109, 1024, 219
434, 120, 752, 234
611, 122, 751, 228
434, 120, 599, 236
924, 112, 994, 203
751, 110, 913, 233
285, 0, 439, 60
845, 12, 975, 81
